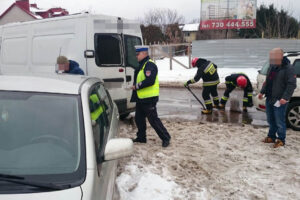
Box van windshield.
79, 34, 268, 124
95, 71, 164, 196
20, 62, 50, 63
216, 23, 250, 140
0, 91, 85, 190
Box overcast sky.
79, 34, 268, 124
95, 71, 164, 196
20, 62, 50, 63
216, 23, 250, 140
0, 0, 299, 22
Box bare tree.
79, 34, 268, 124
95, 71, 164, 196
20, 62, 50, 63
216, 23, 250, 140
189, 18, 200, 23
143, 8, 185, 28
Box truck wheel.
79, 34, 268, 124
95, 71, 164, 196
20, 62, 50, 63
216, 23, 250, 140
120, 113, 130, 120
286, 101, 300, 131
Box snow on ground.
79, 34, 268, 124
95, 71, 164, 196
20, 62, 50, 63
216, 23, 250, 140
116, 118, 300, 200
155, 56, 259, 85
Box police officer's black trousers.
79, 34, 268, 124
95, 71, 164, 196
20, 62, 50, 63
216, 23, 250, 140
135, 102, 171, 142
202, 85, 219, 110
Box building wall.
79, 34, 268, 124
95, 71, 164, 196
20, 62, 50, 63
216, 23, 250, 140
183, 32, 197, 43
0, 6, 35, 25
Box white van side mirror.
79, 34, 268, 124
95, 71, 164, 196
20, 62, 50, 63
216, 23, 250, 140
104, 138, 133, 161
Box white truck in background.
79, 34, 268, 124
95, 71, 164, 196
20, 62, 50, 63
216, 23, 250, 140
0, 13, 143, 118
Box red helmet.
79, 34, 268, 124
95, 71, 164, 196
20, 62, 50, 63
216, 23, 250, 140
237, 76, 247, 88
191, 57, 199, 67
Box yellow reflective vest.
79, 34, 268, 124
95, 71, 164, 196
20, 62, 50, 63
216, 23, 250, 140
136, 59, 159, 99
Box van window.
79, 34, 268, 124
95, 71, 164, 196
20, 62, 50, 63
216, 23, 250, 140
89, 83, 112, 165
124, 35, 142, 68
293, 59, 300, 77
94, 34, 122, 66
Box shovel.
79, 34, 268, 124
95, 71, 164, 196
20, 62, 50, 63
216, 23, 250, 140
185, 86, 206, 109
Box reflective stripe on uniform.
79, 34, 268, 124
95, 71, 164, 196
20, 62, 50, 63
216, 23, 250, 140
136, 59, 159, 99
205, 100, 212, 105
213, 96, 219, 101
204, 63, 216, 75
225, 81, 236, 86
222, 96, 228, 101
203, 80, 220, 86
91, 105, 104, 121
247, 93, 253, 97
243, 98, 248, 102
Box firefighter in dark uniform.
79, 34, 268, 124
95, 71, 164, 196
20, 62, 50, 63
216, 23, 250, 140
184, 57, 220, 114
220, 73, 253, 112
130, 45, 171, 147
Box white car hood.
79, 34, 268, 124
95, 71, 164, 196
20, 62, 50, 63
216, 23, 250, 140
0, 187, 82, 200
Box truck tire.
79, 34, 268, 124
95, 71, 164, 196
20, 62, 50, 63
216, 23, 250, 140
286, 101, 300, 131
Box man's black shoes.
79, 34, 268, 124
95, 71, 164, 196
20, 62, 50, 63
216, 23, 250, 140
132, 138, 146, 143
162, 140, 170, 147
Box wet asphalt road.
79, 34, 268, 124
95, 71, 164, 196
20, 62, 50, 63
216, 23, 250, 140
157, 87, 268, 127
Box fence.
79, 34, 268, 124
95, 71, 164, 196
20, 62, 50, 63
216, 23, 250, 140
192, 39, 300, 68
149, 43, 192, 70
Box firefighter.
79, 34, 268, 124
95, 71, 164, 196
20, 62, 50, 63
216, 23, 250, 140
184, 58, 220, 114
130, 45, 171, 147
220, 73, 253, 112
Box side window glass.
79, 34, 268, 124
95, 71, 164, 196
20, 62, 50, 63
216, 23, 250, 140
94, 34, 122, 66
293, 59, 300, 77
260, 61, 269, 75
89, 84, 112, 165
124, 35, 142, 69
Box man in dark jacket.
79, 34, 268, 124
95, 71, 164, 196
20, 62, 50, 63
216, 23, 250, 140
220, 73, 253, 112
57, 56, 84, 75
184, 58, 220, 114
130, 45, 171, 147
259, 48, 296, 148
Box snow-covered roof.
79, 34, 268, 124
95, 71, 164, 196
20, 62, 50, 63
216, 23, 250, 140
182, 23, 199, 32
53, 11, 62, 15
30, 7, 47, 13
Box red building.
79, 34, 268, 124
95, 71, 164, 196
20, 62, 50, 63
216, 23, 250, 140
0, 0, 69, 25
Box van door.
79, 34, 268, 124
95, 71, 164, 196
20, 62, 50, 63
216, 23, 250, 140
123, 35, 142, 111
89, 33, 127, 114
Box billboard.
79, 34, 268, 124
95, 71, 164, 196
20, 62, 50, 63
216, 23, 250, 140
200, 0, 257, 30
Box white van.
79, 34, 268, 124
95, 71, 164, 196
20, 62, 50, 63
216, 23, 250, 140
0, 13, 143, 118
0, 74, 133, 199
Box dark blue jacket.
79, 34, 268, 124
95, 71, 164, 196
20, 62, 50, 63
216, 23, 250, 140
130, 56, 158, 104
65, 60, 84, 75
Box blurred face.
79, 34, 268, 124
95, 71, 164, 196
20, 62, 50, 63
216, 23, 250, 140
136, 51, 148, 62
58, 63, 70, 71
269, 48, 283, 66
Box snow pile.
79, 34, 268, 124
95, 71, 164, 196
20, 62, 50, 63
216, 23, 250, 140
117, 119, 300, 200
155, 56, 259, 85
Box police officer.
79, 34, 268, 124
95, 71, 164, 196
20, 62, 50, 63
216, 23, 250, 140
130, 45, 171, 147
220, 73, 253, 112
184, 58, 220, 114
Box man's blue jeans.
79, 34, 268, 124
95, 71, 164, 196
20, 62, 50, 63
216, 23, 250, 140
266, 100, 288, 143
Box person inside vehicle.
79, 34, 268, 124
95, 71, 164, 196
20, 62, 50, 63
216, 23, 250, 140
56, 56, 84, 75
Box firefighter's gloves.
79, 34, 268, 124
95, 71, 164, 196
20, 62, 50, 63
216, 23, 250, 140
184, 80, 191, 87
